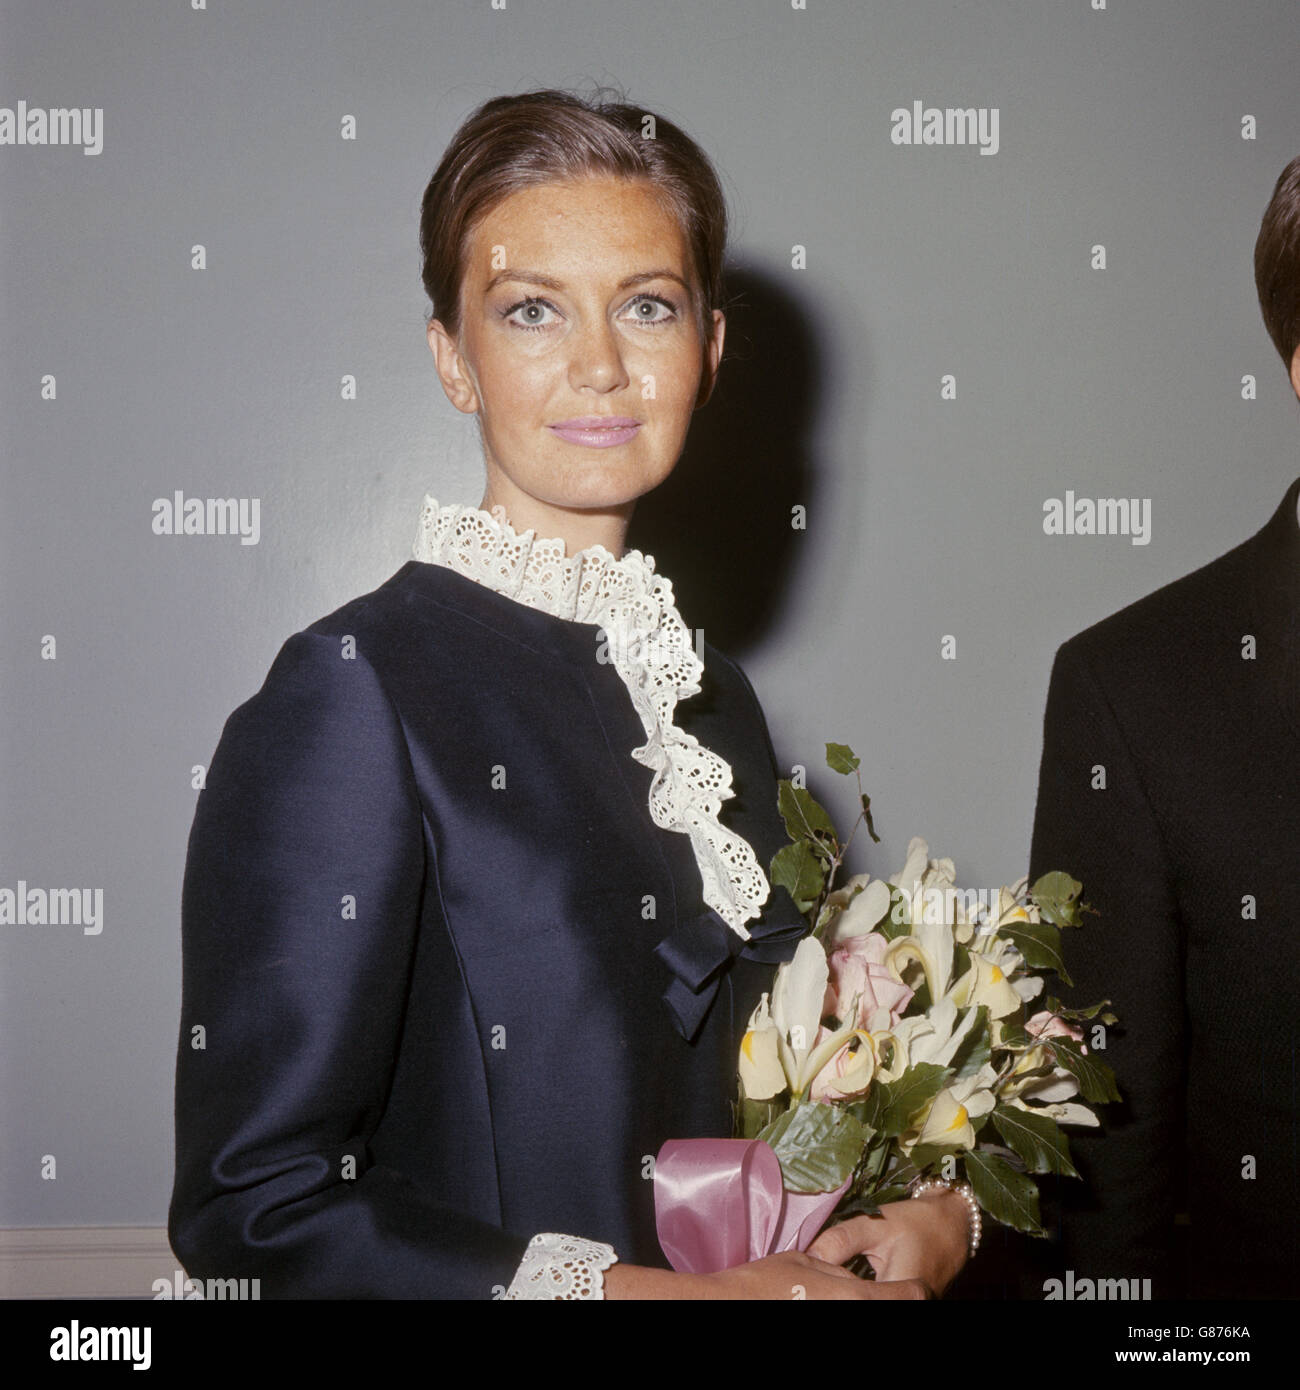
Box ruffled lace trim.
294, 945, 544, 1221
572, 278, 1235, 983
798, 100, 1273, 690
411, 495, 771, 938
503, 1232, 617, 1300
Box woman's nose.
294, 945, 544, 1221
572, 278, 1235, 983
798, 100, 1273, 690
567, 320, 630, 390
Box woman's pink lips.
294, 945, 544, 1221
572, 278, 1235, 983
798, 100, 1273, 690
548, 420, 641, 447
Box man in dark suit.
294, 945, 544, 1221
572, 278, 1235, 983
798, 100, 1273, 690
1025, 156, 1300, 1300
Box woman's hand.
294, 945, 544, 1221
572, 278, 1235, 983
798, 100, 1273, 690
805, 1187, 971, 1297
603, 1252, 929, 1300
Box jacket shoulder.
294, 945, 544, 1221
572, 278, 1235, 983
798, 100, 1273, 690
297, 562, 444, 643
208, 567, 436, 740
1055, 526, 1258, 677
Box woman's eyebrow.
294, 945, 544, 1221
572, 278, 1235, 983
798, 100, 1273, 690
483, 267, 691, 294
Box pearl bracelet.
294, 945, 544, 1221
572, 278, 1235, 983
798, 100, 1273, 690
911, 1176, 983, 1257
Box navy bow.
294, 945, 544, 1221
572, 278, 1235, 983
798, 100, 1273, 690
655, 901, 808, 1042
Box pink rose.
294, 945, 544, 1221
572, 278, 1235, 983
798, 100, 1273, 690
823, 932, 914, 1034
1026, 1010, 1087, 1052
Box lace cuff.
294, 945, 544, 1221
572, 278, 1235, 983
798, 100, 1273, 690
502, 1232, 618, 1300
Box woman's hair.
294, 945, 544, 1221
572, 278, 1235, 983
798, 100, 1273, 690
419, 87, 729, 344
1255, 154, 1300, 369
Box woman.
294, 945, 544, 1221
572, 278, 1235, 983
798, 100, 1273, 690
168, 88, 970, 1299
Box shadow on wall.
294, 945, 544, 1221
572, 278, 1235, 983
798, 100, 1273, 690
629, 266, 829, 658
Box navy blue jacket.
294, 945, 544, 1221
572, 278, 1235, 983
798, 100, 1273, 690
168, 558, 806, 1298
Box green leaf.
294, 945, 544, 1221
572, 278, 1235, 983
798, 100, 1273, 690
855, 1085, 890, 1136
1044, 995, 1116, 1025
949, 1005, 990, 1082
769, 840, 825, 916
874, 1152, 922, 1186
904, 1143, 962, 1175
1029, 871, 1081, 901
876, 884, 910, 941
1030, 872, 1084, 927
952, 941, 971, 982
859, 793, 881, 843
1045, 1039, 1122, 1104
963, 1149, 1043, 1235
736, 1094, 784, 1141
857, 1137, 893, 1185
756, 1101, 869, 1194
991, 1104, 1079, 1177
876, 1063, 953, 1139
825, 742, 860, 775
777, 780, 838, 842
996, 1021, 1031, 1050
840, 1101, 878, 1150
864, 1183, 911, 1207
838, 1153, 917, 1215
975, 1142, 1028, 1171
997, 918, 1071, 985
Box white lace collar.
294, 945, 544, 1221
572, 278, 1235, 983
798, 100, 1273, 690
411, 495, 771, 939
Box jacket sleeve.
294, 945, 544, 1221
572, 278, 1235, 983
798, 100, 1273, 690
1027, 638, 1187, 1295
168, 629, 531, 1298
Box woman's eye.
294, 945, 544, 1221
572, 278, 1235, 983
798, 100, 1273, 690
502, 296, 558, 332
623, 294, 678, 325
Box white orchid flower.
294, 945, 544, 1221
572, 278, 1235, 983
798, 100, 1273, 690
988, 881, 1036, 928
769, 937, 860, 1096
1005, 1097, 1100, 1127
771, 936, 826, 1091
738, 993, 787, 1101
823, 872, 871, 914
900, 840, 962, 923
827, 877, 892, 944
892, 837, 932, 898
886, 905, 955, 1004
873, 996, 979, 1082
1004, 1066, 1081, 1104
1014, 973, 1045, 1003
951, 948, 1023, 1019
956, 928, 1043, 1014
908, 1063, 999, 1151
979, 892, 1045, 1003
882, 841, 970, 1003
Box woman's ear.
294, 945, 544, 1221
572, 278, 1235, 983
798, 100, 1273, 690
695, 308, 727, 410
427, 319, 480, 415
1290, 343, 1300, 404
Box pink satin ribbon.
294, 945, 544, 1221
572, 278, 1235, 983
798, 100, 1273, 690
654, 1138, 850, 1274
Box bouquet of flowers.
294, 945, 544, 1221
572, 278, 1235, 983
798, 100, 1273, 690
654, 743, 1119, 1273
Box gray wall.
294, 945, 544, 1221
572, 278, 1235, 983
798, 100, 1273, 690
2, 0, 1297, 1227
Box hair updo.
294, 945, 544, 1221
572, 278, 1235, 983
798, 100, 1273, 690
419, 87, 730, 344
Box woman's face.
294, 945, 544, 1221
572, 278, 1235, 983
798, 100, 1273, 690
427, 175, 724, 544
